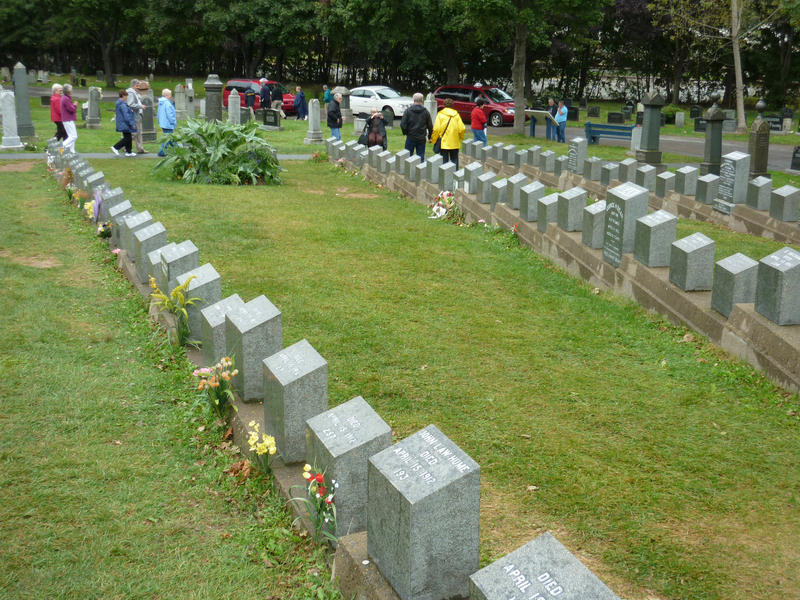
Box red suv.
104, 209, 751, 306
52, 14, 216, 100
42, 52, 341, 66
223, 79, 296, 115
433, 84, 523, 127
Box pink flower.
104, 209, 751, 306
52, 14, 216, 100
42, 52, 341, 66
111, 248, 121, 255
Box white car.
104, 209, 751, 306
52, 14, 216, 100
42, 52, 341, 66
349, 85, 413, 120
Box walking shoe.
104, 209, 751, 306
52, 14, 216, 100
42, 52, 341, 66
137, 150, 148, 154
110, 146, 120, 156
125, 152, 136, 157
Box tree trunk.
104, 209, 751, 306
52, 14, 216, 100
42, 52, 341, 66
671, 61, 682, 105
731, 0, 747, 132
778, 26, 792, 105
102, 43, 115, 88
445, 52, 459, 84
511, 23, 527, 134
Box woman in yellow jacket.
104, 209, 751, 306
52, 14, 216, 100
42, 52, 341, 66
430, 98, 466, 169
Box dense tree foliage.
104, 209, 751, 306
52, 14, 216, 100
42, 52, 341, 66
1, 0, 798, 107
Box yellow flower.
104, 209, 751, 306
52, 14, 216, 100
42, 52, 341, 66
303, 471, 312, 480
248, 420, 257, 429
303, 464, 311, 472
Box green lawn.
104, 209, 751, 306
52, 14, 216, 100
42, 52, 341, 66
0, 160, 340, 600
80, 157, 800, 600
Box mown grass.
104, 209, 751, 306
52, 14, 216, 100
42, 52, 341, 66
0, 160, 340, 600
87, 157, 800, 600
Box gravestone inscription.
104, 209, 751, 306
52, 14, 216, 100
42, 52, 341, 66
602, 182, 650, 267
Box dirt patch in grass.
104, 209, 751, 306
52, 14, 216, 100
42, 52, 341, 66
0, 161, 37, 172
306, 189, 326, 195
0, 249, 62, 268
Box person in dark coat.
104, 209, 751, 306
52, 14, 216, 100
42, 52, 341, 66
111, 90, 138, 156
271, 85, 285, 117
293, 86, 307, 120
400, 92, 433, 161
365, 107, 388, 150
327, 92, 342, 140
259, 79, 271, 109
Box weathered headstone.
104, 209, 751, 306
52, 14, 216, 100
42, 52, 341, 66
618, 158, 638, 183
305, 396, 392, 537
263, 339, 328, 464
527, 145, 541, 167
554, 155, 568, 177
601, 162, 619, 186
177, 263, 222, 341
98, 187, 125, 221
425, 154, 443, 184
440, 162, 456, 191
109, 202, 134, 248
696, 174, 720, 205
490, 142, 504, 160
634, 209, 677, 267
304, 98, 324, 144
424, 93, 437, 123
630, 125, 641, 152
675, 166, 699, 196
86, 86, 101, 129
746, 176, 772, 211
147, 243, 176, 290
12, 62, 34, 137
583, 156, 602, 181
520, 181, 545, 221
225, 294, 281, 402
514, 148, 528, 169
754, 247, 800, 325
769, 185, 800, 222
602, 182, 650, 267
0, 91, 23, 148
174, 84, 187, 120
367, 425, 480, 600
476, 171, 498, 204
200, 295, 246, 367
567, 137, 588, 174
204, 74, 223, 122
506, 173, 529, 210
634, 164, 656, 192
636, 91, 665, 168
405, 155, 421, 182
675, 111, 685, 127
464, 162, 483, 194
701, 94, 724, 175
133, 223, 168, 283
748, 99, 770, 179
469, 532, 621, 600
540, 150, 555, 172
711, 253, 758, 317
607, 112, 624, 124
489, 178, 508, 209
718, 151, 750, 205
655, 171, 675, 198
582, 200, 607, 248
377, 150, 392, 174
557, 187, 587, 232
120, 211, 153, 257
228, 90, 241, 124
161, 239, 199, 292
537, 193, 559, 233
502, 144, 517, 165
141, 95, 157, 142
669, 233, 715, 291
690, 105, 702, 119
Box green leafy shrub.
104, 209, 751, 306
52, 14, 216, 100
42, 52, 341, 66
662, 103, 681, 124
153, 119, 281, 185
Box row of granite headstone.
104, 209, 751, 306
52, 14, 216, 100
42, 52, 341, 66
45, 139, 622, 600
327, 137, 800, 326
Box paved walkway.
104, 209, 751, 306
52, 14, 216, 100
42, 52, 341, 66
0, 151, 313, 161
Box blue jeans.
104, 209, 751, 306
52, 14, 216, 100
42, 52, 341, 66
405, 138, 425, 162
472, 129, 487, 146
330, 128, 340, 141
556, 121, 566, 143
545, 120, 553, 141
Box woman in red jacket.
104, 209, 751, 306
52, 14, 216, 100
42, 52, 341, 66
50, 83, 66, 141
470, 97, 488, 146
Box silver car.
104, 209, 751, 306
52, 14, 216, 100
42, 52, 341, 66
349, 85, 413, 120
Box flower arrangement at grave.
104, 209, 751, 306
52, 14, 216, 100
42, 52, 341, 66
149, 275, 201, 346
152, 119, 281, 185
246, 420, 276, 474
192, 356, 239, 420
428, 190, 464, 224
291, 464, 337, 544
96, 221, 112, 238
311, 150, 328, 163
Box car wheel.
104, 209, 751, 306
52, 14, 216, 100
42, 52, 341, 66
382, 107, 395, 121
489, 112, 503, 128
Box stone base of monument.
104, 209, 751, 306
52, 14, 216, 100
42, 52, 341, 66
332, 532, 401, 600
259, 124, 283, 132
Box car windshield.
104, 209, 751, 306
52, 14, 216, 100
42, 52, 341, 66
376, 88, 400, 99
484, 87, 513, 103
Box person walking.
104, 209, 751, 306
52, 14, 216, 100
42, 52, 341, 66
400, 92, 433, 161
157, 88, 177, 157
470, 97, 488, 146
555, 99, 568, 143
545, 98, 557, 141
271, 85, 285, 117
327, 92, 342, 140
322, 84, 332, 112
293, 86, 307, 120
259, 79, 272, 112
430, 97, 465, 169
126, 79, 146, 153
111, 90, 137, 157
60, 84, 78, 153
50, 83, 66, 141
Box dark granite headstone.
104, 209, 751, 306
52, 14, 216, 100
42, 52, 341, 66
567, 106, 579, 121
607, 112, 624, 124
588, 106, 600, 118
791, 146, 800, 171
694, 118, 707, 132
690, 105, 703, 119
